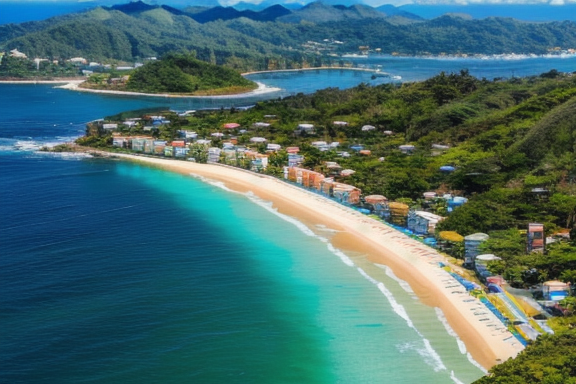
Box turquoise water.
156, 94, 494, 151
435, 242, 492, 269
0, 153, 484, 383
3, 62, 568, 383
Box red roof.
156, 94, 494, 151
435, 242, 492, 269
223, 123, 240, 129
171, 141, 186, 147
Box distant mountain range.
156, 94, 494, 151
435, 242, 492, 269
2, 1, 576, 25
1, 0, 575, 68
103, 1, 421, 24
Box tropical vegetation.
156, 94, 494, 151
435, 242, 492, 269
81, 53, 257, 95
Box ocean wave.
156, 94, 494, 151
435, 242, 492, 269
191, 174, 238, 194
434, 307, 488, 373
450, 370, 465, 384
357, 268, 447, 372
243, 192, 355, 267
375, 264, 415, 294
435, 307, 467, 354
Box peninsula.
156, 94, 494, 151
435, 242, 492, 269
79, 53, 258, 96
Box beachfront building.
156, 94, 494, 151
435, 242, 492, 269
387, 202, 409, 226
527, 223, 545, 253
208, 147, 221, 163
464, 233, 490, 265
131, 137, 154, 152
407, 210, 444, 235
103, 123, 118, 131
364, 195, 388, 217
288, 167, 324, 188
315, 178, 361, 205
112, 137, 129, 148
164, 146, 174, 157
153, 140, 166, 155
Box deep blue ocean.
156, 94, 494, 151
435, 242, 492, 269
1, 60, 575, 384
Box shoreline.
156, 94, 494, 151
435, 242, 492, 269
241, 66, 380, 76
55, 80, 281, 99
90, 151, 524, 371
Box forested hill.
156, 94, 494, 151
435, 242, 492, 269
1, 1, 576, 67
122, 53, 257, 94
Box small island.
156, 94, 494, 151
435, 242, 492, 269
79, 53, 258, 96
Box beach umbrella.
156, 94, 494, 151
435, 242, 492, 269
440, 165, 456, 172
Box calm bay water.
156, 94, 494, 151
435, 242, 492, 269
1, 61, 573, 383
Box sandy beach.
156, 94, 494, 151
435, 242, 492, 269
94, 152, 523, 371
56, 80, 281, 98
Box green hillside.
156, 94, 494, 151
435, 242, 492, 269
1, 3, 576, 69
123, 53, 257, 94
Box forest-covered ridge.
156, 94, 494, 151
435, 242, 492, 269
80, 53, 257, 95
1, 1, 575, 68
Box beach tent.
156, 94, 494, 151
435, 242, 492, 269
440, 165, 456, 172
350, 144, 364, 152
439, 231, 464, 242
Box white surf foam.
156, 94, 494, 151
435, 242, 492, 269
450, 370, 466, 384
375, 264, 414, 294
189, 174, 239, 194
357, 268, 447, 372
434, 308, 487, 373
244, 192, 355, 267
435, 307, 467, 354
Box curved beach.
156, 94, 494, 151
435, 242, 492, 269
102, 153, 524, 371
56, 80, 281, 98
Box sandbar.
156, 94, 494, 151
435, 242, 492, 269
93, 152, 524, 370
56, 80, 280, 98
